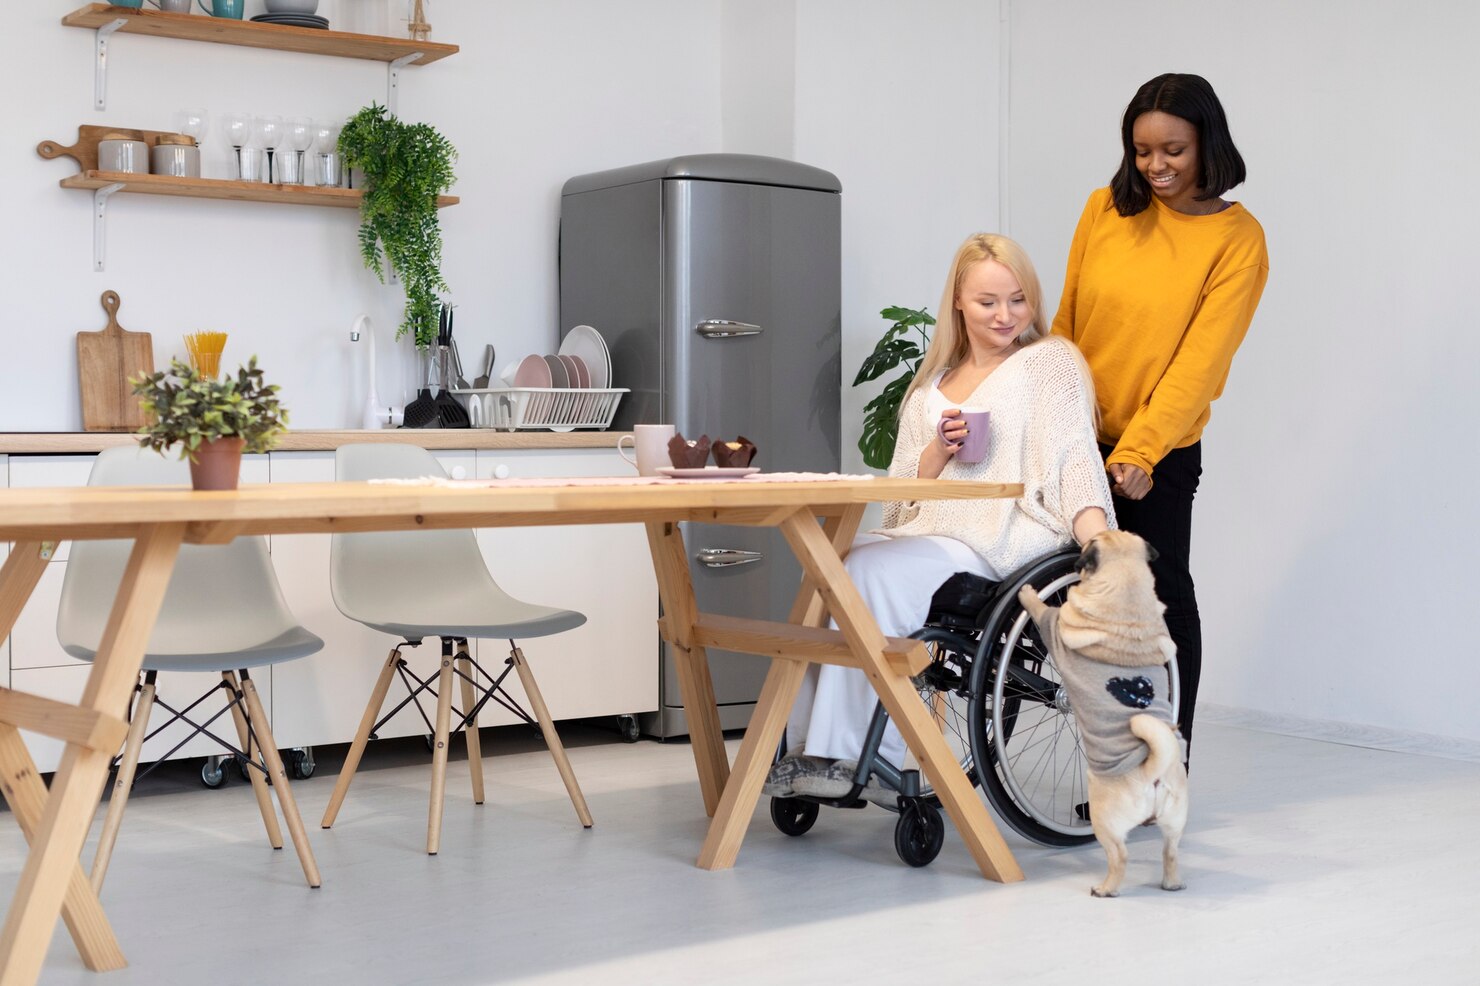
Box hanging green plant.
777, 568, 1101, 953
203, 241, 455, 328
852, 305, 935, 470
338, 103, 457, 349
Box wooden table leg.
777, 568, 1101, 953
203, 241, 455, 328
645, 521, 729, 817
780, 512, 1024, 883
694, 506, 865, 870
0, 524, 185, 986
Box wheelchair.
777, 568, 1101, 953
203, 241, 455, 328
769, 546, 1180, 867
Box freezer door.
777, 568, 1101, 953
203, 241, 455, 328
660, 178, 842, 711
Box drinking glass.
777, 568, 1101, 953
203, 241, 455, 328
257, 114, 283, 183
313, 121, 342, 187
222, 111, 254, 181
281, 117, 313, 185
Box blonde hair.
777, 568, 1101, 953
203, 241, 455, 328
902, 233, 1099, 427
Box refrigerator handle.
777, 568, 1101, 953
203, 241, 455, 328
695, 319, 764, 339
696, 547, 764, 568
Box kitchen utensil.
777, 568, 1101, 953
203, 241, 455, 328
617, 424, 676, 476
542, 354, 569, 389
432, 304, 469, 428
197, 0, 244, 17
77, 290, 155, 433
473, 344, 494, 388
402, 353, 440, 428
512, 354, 552, 387
266, 0, 319, 12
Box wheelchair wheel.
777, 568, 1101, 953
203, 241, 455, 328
893, 800, 945, 867
770, 797, 819, 837
969, 557, 1180, 847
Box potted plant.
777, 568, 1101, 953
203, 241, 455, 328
852, 305, 935, 470
131, 357, 288, 491
338, 103, 457, 349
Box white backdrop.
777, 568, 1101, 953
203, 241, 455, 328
3, 0, 1474, 745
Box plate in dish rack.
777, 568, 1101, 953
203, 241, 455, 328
558, 325, 610, 388
656, 466, 760, 480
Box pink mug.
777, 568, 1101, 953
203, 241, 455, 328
938, 409, 990, 464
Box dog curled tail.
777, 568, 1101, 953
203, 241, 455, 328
1129, 713, 1180, 787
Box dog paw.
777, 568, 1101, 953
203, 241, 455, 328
1090, 887, 1119, 898
1161, 881, 1186, 892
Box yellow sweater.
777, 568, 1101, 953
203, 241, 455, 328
1051, 186, 1268, 476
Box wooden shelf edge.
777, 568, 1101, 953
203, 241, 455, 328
59, 171, 458, 209
62, 4, 457, 64
0, 431, 627, 455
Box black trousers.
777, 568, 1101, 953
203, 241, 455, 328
1099, 442, 1203, 763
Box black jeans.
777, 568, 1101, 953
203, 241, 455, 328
1099, 442, 1203, 764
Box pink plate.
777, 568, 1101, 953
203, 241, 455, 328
557, 354, 582, 389
566, 354, 591, 388
513, 354, 552, 388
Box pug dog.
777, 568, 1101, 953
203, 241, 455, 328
1018, 530, 1188, 897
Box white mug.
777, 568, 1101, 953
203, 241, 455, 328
618, 424, 677, 477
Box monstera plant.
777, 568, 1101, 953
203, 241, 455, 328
852, 305, 935, 470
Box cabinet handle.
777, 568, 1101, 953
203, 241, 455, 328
697, 547, 763, 568
695, 319, 764, 339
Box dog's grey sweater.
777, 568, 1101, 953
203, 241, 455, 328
1034, 609, 1180, 776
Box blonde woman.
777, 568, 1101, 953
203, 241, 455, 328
766, 233, 1114, 799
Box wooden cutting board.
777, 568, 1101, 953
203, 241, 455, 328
78, 290, 154, 433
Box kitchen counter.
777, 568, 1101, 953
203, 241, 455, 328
0, 430, 627, 455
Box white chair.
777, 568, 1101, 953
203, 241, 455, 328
320, 443, 593, 854
57, 445, 324, 891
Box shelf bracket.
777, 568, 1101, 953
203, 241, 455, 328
92, 182, 125, 272
386, 52, 424, 117
93, 17, 128, 112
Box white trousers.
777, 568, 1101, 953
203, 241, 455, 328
785, 533, 997, 768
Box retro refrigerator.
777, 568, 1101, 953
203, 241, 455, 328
559, 154, 842, 737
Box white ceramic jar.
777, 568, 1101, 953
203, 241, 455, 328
150, 134, 201, 178
97, 135, 149, 174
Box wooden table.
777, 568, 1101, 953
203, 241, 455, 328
0, 476, 1024, 983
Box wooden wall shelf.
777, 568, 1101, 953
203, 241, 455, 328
62, 4, 458, 64
60, 171, 459, 210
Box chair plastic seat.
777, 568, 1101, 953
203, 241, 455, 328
62, 624, 325, 673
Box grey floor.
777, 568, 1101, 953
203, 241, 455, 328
3, 721, 1478, 986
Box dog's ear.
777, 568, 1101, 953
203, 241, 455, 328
1144, 540, 1160, 563
1076, 540, 1099, 575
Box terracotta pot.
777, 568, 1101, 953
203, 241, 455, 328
189, 437, 245, 491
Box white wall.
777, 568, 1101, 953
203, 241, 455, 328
0, 0, 722, 431
1009, 0, 1480, 742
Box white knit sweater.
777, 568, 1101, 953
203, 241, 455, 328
877, 337, 1115, 575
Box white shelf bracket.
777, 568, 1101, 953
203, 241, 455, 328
386, 52, 423, 117
93, 182, 125, 272
94, 18, 128, 112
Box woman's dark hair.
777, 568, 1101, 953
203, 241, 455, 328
1109, 73, 1246, 217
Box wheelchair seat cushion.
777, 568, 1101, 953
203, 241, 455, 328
927, 571, 1000, 628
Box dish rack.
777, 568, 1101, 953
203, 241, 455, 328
450, 387, 628, 431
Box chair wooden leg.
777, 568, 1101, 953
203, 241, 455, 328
89, 675, 156, 893
510, 645, 593, 829
426, 646, 456, 855
238, 674, 321, 889
223, 671, 282, 851
321, 647, 401, 829
456, 643, 484, 806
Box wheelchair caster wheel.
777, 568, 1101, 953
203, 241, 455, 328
770, 797, 819, 837
894, 800, 945, 867
201, 757, 227, 789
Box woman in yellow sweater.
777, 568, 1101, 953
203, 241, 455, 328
1052, 73, 1268, 766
